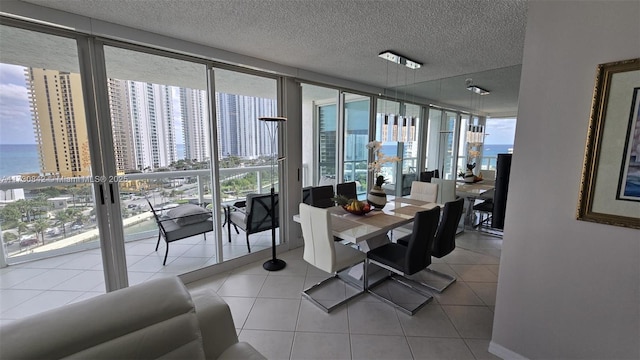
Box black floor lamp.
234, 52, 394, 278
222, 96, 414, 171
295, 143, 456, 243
259, 116, 287, 272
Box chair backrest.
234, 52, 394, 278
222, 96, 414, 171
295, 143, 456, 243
299, 203, 336, 273
310, 185, 335, 208
419, 171, 433, 183
245, 193, 279, 234
336, 182, 357, 200
302, 186, 313, 205
431, 178, 457, 204
481, 169, 496, 181
146, 199, 167, 234
404, 207, 440, 275
410, 181, 438, 203
401, 173, 417, 196
432, 197, 464, 258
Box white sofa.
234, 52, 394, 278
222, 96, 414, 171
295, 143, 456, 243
0, 276, 265, 360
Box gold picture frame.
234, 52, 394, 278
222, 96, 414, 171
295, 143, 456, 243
577, 58, 640, 229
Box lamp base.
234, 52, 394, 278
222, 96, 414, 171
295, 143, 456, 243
263, 258, 286, 271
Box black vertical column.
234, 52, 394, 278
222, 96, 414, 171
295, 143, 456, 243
492, 153, 512, 229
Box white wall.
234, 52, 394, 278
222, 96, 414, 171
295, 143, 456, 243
491, 1, 640, 359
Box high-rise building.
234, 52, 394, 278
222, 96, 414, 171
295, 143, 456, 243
127, 81, 176, 171
180, 88, 209, 162
107, 78, 135, 171
216, 93, 276, 160
26, 67, 90, 177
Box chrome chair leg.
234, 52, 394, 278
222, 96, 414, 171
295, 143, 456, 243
302, 262, 366, 313
408, 267, 457, 293
366, 260, 434, 316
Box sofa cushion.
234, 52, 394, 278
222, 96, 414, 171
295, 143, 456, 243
218, 342, 267, 360
167, 204, 211, 226
0, 277, 206, 360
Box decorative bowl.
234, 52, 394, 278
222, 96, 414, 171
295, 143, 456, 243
342, 204, 372, 216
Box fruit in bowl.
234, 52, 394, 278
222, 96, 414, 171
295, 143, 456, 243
342, 199, 372, 215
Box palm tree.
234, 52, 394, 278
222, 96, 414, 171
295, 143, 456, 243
67, 186, 82, 207
16, 221, 28, 240
32, 219, 50, 245
53, 209, 76, 238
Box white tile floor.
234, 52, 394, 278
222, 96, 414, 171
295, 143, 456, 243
0, 229, 502, 359
186, 230, 503, 360
0, 227, 273, 325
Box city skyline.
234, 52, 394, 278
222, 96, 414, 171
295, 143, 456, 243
1, 63, 280, 177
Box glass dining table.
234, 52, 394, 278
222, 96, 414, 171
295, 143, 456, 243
293, 196, 442, 287
293, 196, 441, 244
454, 181, 496, 228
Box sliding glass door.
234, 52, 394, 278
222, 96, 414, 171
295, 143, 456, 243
0, 24, 110, 292
101, 44, 216, 277
213, 68, 279, 260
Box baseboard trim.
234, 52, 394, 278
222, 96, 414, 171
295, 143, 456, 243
488, 341, 529, 360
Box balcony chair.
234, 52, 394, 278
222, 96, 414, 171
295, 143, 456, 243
409, 181, 438, 203
366, 207, 441, 315
310, 185, 335, 208
336, 181, 357, 200
147, 200, 213, 265
227, 193, 279, 253
299, 203, 367, 312
398, 197, 465, 292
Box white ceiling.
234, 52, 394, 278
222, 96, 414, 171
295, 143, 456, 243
18, 0, 528, 116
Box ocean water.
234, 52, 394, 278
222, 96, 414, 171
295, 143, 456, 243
483, 144, 513, 157
0, 144, 40, 178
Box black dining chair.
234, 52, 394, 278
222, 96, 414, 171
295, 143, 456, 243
419, 169, 439, 183
336, 181, 357, 200
310, 185, 335, 208
365, 206, 441, 315
398, 197, 464, 292
302, 186, 313, 205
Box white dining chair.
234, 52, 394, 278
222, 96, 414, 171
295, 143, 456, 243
431, 178, 457, 204
410, 181, 438, 203
299, 203, 367, 312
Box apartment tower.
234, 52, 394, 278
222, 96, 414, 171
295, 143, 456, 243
26, 67, 90, 177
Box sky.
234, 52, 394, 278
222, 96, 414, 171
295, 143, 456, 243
485, 118, 517, 145
0, 63, 34, 144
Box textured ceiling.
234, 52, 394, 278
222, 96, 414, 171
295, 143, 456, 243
18, 0, 528, 116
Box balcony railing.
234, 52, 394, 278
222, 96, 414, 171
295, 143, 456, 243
0, 166, 277, 265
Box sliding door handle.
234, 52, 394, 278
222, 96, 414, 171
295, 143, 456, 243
109, 183, 115, 204
99, 184, 105, 205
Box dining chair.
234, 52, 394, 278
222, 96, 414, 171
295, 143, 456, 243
398, 197, 465, 292
336, 181, 357, 200
419, 169, 439, 182
366, 206, 441, 315
302, 186, 313, 205
410, 181, 438, 203
431, 178, 457, 204
480, 169, 496, 181
310, 185, 335, 208
299, 203, 367, 312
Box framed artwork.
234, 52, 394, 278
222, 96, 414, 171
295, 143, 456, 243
577, 58, 640, 229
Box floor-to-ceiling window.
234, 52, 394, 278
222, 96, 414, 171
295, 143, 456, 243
213, 68, 279, 260
301, 84, 339, 187
483, 117, 516, 170
101, 44, 218, 275
343, 93, 370, 193
0, 24, 111, 293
